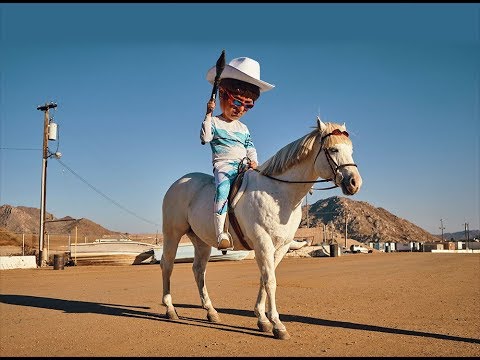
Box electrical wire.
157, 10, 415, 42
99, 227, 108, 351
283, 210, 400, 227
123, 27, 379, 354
54, 157, 160, 227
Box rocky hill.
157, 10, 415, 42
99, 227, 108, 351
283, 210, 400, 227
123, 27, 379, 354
0, 227, 21, 246
300, 196, 440, 244
0, 204, 121, 238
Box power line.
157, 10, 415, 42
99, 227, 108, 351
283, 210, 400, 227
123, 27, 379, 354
54, 157, 160, 227
1, 146, 159, 227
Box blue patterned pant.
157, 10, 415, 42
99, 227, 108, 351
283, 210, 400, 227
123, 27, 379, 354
213, 160, 241, 215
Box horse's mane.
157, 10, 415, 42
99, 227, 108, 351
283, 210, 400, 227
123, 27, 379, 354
259, 122, 352, 176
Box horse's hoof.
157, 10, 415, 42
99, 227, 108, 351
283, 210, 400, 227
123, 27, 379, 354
207, 312, 221, 323
257, 320, 273, 333
166, 310, 179, 320
273, 329, 291, 340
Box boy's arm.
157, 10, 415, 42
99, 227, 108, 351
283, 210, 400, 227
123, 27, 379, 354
200, 114, 214, 144
200, 100, 216, 144
245, 133, 258, 168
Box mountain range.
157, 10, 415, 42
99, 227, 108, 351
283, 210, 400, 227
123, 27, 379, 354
1, 198, 477, 245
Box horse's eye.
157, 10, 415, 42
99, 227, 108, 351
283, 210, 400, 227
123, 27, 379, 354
328, 148, 339, 153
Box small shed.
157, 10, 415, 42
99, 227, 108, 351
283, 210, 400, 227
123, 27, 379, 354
443, 242, 456, 250
411, 241, 422, 252
423, 243, 444, 252
385, 242, 396, 252
372, 242, 385, 251
396, 242, 412, 252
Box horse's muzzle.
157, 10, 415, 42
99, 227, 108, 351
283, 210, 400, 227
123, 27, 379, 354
340, 172, 362, 195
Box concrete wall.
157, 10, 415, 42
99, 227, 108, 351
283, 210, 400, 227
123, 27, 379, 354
432, 249, 480, 254
0, 256, 37, 270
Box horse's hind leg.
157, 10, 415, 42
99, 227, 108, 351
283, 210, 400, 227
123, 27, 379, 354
160, 228, 183, 320
189, 232, 221, 323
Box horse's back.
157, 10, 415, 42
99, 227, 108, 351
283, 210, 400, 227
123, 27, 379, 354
162, 172, 213, 236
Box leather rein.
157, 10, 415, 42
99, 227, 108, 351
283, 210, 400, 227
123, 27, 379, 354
253, 130, 357, 190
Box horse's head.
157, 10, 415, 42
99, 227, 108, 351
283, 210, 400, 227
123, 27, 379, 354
314, 117, 362, 195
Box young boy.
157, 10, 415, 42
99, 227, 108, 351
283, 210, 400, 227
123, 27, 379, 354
200, 56, 275, 250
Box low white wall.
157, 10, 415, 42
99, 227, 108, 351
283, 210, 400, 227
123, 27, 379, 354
0, 256, 37, 270
431, 249, 480, 254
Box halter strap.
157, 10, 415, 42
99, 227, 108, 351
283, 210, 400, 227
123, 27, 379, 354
255, 130, 357, 189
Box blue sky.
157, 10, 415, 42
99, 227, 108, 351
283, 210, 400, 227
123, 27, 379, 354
1, 3, 479, 235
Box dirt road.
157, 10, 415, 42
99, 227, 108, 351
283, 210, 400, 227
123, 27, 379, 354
1, 252, 479, 357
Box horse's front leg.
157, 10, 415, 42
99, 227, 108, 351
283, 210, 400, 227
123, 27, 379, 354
254, 276, 272, 333
254, 242, 291, 340
191, 236, 221, 323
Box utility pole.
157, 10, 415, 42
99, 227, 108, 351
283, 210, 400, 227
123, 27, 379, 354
305, 188, 313, 228
439, 218, 445, 242
329, 222, 334, 244
344, 210, 348, 248
465, 222, 470, 250
305, 194, 309, 228
36, 102, 59, 267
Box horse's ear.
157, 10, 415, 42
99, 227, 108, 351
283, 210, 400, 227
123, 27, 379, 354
341, 122, 346, 130
317, 116, 326, 132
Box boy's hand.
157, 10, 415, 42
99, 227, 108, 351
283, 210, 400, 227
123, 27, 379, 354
249, 160, 258, 170
206, 99, 216, 115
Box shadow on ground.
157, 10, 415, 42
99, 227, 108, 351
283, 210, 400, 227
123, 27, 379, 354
1, 294, 479, 344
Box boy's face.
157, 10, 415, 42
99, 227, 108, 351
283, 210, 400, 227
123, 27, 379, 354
219, 88, 254, 122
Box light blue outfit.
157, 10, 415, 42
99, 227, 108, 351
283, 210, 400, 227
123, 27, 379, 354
200, 114, 258, 215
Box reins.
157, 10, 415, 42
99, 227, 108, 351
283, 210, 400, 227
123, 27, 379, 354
253, 130, 357, 190
252, 169, 336, 187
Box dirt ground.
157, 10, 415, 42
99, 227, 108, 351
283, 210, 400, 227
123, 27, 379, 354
0, 252, 479, 357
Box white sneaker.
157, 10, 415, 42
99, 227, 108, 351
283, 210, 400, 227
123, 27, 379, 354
217, 232, 233, 250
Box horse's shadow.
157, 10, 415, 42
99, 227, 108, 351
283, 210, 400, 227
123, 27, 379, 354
177, 303, 480, 345
1, 295, 479, 344
0, 294, 270, 339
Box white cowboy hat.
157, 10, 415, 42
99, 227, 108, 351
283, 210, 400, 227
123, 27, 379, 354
206, 56, 275, 93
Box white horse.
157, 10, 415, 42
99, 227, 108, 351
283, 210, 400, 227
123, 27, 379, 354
160, 117, 362, 340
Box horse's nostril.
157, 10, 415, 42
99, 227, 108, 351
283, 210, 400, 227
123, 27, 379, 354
350, 178, 356, 187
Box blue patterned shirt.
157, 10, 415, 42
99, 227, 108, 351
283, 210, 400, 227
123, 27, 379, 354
200, 115, 258, 166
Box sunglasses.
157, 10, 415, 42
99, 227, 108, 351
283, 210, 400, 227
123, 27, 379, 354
330, 128, 349, 137
222, 89, 255, 110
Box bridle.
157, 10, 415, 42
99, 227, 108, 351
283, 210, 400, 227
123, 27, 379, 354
253, 129, 357, 190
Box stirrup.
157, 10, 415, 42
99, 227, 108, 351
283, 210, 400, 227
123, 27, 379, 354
217, 232, 234, 251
